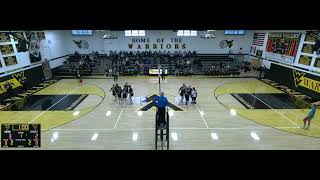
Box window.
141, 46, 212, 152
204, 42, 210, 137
177, 30, 197, 36
125, 30, 145, 36
72, 30, 93, 35
224, 30, 246, 35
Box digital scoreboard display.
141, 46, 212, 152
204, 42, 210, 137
1, 124, 40, 148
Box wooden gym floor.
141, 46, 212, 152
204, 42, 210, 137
1, 75, 319, 150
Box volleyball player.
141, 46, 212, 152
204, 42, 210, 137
178, 83, 187, 105
122, 87, 128, 104
185, 85, 192, 106
128, 85, 134, 104
109, 84, 117, 101
191, 87, 198, 104
115, 85, 122, 105
301, 104, 317, 130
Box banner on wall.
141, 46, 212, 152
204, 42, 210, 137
12, 32, 29, 52
29, 32, 42, 63
0, 44, 14, 55
0, 32, 11, 43
256, 49, 263, 57
305, 31, 320, 42
298, 55, 312, 66
301, 43, 314, 54
0, 66, 45, 101
3, 56, 18, 66
37, 32, 45, 40
265, 32, 301, 63
127, 38, 186, 50
266, 63, 320, 101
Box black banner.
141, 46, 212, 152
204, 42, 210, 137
0, 32, 10, 42
0, 65, 45, 101
266, 63, 320, 101
0, 44, 14, 55
3, 56, 18, 66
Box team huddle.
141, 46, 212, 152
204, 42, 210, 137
110, 82, 134, 104
178, 83, 198, 105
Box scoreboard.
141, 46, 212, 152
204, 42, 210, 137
1, 124, 40, 148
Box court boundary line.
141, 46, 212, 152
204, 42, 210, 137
28, 86, 80, 123
213, 81, 320, 139
247, 92, 300, 127
46, 126, 301, 131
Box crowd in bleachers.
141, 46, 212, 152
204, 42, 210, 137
104, 50, 197, 76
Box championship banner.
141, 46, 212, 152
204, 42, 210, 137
3, 56, 18, 66
305, 31, 320, 42
0, 32, 11, 43
298, 55, 312, 66
265, 32, 301, 63
301, 43, 314, 54
12, 32, 26, 42
0, 44, 15, 55
37, 32, 45, 40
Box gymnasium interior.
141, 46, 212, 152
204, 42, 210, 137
0, 30, 319, 150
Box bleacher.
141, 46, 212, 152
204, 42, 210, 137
53, 53, 244, 77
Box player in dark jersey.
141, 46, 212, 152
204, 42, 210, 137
128, 85, 134, 104
109, 84, 117, 101
185, 85, 192, 106
115, 85, 122, 105
178, 83, 187, 105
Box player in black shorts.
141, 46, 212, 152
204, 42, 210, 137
178, 83, 187, 105
185, 85, 192, 105
128, 85, 134, 104
122, 89, 128, 104
115, 85, 122, 104
109, 84, 117, 101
